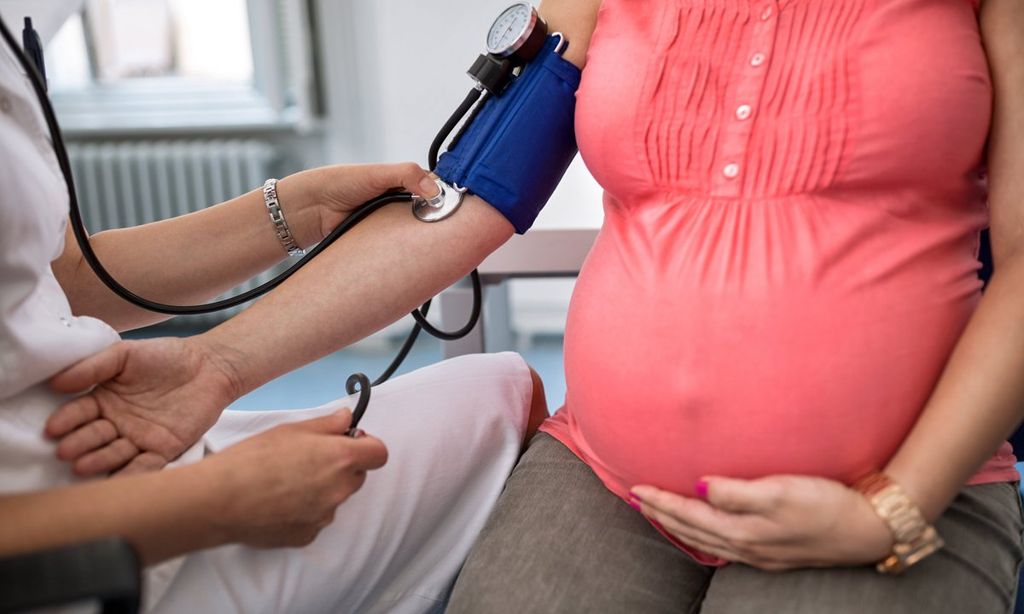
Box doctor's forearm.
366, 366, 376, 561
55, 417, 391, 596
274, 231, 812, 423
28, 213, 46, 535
195, 196, 513, 397
0, 463, 225, 565
54, 177, 319, 332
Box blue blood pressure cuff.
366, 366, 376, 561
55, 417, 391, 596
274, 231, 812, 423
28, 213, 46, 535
435, 36, 581, 234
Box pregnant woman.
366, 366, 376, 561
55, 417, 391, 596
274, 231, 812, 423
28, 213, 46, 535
447, 0, 1024, 611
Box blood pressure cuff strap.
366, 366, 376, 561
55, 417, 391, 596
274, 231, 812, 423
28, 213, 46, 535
435, 36, 581, 234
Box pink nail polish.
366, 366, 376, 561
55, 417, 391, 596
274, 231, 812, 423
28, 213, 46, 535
695, 479, 709, 500
628, 490, 642, 501
628, 500, 641, 512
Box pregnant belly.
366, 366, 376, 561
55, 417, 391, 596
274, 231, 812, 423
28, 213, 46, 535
561, 225, 977, 498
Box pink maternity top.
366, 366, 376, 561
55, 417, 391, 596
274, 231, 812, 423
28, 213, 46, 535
541, 0, 1018, 562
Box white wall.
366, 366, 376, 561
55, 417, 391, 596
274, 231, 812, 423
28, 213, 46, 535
316, 0, 502, 162
314, 0, 605, 337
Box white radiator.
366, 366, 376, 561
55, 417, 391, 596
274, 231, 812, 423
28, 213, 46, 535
67, 139, 279, 326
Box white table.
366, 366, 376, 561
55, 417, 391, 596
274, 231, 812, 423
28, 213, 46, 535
438, 228, 598, 357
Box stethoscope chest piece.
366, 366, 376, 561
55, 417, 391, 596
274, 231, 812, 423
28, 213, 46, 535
412, 178, 466, 223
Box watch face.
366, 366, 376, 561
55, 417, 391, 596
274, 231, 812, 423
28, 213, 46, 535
486, 3, 536, 56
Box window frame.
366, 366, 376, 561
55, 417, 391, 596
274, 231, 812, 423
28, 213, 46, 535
50, 0, 320, 137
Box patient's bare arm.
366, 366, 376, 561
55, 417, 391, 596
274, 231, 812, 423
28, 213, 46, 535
540, 0, 600, 68
46, 0, 602, 474
200, 0, 602, 395
46, 197, 513, 474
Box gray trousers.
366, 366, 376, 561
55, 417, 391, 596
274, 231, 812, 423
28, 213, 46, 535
447, 433, 1024, 613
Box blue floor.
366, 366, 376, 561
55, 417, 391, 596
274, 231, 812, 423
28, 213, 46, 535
228, 335, 567, 412
125, 324, 568, 412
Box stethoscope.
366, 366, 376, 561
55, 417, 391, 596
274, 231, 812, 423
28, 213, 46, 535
0, 3, 550, 434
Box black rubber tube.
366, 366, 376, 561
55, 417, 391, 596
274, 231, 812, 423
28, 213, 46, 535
1, 16, 487, 390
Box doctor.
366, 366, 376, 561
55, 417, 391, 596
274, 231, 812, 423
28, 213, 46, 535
0, 3, 549, 612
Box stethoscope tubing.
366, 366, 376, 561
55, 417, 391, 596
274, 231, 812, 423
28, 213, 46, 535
0, 15, 486, 430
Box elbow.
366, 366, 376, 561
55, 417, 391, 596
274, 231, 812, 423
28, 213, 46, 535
50, 246, 89, 315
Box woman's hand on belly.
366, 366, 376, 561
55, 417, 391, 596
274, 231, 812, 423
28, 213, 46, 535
630, 475, 893, 571
44, 337, 241, 476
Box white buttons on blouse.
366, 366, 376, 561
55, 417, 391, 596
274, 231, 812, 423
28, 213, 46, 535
714, 4, 773, 192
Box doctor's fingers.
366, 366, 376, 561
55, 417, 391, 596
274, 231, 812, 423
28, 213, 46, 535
50, 341, 130, 394
291, 410, 386, 469
335, 435, 389, 472
45, 394, 101, 439
270, 413, 387, 471
293, 409, 353, 434
73, 437, 141, 477
367, 162, 439, 198
55, 417, 117, 461
113, 451, 168, 477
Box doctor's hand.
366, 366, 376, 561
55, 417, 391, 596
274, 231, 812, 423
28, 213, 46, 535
630, 475, 894, 571
278, 162, 441, 249
203, 410, 388, 548
46, 337, 240, 476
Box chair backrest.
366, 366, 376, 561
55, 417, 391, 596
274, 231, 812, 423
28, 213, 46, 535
979, 229, 994, 286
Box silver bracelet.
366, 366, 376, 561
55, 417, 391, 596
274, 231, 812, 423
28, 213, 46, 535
262, 178, 305, 257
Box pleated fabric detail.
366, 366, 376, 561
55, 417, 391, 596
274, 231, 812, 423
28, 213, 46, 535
636, 0, 867, 198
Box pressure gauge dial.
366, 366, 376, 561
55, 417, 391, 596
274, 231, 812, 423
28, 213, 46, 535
486, 2, 549, 63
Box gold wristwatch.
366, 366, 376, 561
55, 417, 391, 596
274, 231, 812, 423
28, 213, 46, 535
853, 472, 944, 574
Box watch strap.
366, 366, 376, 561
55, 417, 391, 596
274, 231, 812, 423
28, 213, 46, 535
854, 472, 944, 574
